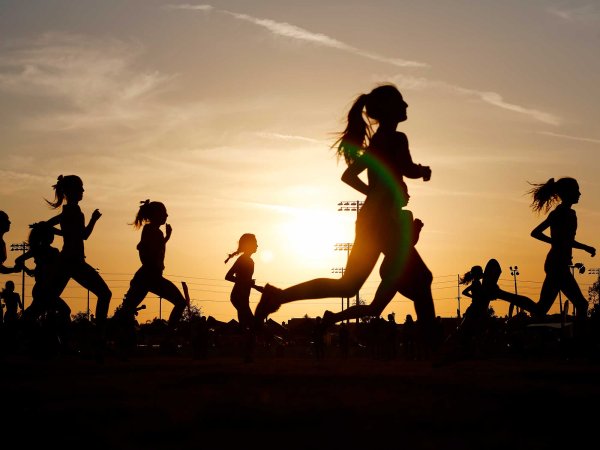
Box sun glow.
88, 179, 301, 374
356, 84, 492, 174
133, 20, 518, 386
277, 207, 354, 266
258, 249, 274, 263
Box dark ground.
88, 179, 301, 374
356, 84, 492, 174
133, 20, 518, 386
2, 345, 600, 450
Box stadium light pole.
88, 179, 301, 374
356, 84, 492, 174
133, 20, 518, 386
331, 267, 345, 311
510, 266, 519, 295
337, 200, 364, 216
10, 242, 29, 309
509, 265, 520, 317
334, 242, 353, 319
337, 200, 363, 317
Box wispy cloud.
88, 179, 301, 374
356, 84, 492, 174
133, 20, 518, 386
163, 5, 559, 126
0, 32, 173, 130
0, 168, 46, 195
547, 3, 600, 21
389, 74, 561, 125
253, 132, 323, 144
162, 4, 213, 11
166, 4, 427, 68
539, 131, 600, 144
476, 91, 559, 125
222, 11, 427, 68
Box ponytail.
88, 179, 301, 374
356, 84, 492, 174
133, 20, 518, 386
458, 271, 473, 285
132, 199, 151, 229
224, 251, 240, 264
46, 175, 66, 208
333, 93, 371, 165
527, 178, 558, 214
459, 265, 483, 285
225, 233, 257, 263
45, 175, 83, 209
333, 84, 404, 165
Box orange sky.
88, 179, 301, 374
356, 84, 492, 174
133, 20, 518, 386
1, 1, 599, 324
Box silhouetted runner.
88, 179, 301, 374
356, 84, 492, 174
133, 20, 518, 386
0, 211, 21, 277
480, 258, 538, 313
0, 280, 22, 324
15, 222, 72, 352
528, 177, 596, 326
319, 189, 439, 355
44, 175, 112, 359
0, 210, 20, 344
225, 233, 264, 328
461, 265, 485, 313
0, 280, 22, 352
439, 258, 541, 363
255, 84, 431, 326
116, 200, 188, 355
16, 222, 71, 322
453, 265, 487, 350
225, 233, 264, 362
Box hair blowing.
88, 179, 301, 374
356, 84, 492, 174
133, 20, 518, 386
333, 84, 403, 165
527, 177, 577, 214
459, 265, 483, 285
46, 175, 83, 209
224, 233, 256, 264
132, 200, 166, 229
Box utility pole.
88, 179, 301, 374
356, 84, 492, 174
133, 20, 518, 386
10, 242, 29, 309
337, 200, 363, 320
509, 265, 519, 318
456, 274, 461, 319
331, 267, 345, 311
87, 267, 100, 320
567, 263, 585, 318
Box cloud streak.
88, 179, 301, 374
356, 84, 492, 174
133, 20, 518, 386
389, 74, 561, 125
539, 131, 600, 145
166, 4, 559, 126
253, 132, 323, 144
166, 4, 427, 68
547, 4, 600, 21
0, 32, 173, 130
162, 4, 213, 11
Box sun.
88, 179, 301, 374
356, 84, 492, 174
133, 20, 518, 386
258, 249, 274, 263
277, 207, 355, 266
